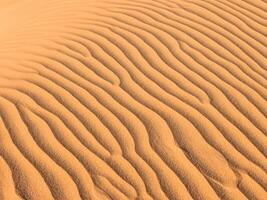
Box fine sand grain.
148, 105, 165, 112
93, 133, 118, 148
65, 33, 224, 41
0, 0, 266, 199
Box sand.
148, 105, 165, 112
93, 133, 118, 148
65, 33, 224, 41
0, 0, 266, 199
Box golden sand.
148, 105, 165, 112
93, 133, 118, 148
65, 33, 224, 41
0, 0, 266, 199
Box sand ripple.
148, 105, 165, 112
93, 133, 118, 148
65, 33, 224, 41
0, 0, 266, 199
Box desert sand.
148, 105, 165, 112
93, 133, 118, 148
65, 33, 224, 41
0, 0, 266, 199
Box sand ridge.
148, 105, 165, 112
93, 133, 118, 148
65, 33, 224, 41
0, 0, 266, 199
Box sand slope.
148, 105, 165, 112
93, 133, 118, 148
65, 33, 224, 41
0, 0, 266, 199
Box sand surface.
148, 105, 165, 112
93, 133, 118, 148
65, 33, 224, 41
0, 0, 266, 199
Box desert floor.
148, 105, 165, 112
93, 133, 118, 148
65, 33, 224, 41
0, 0, 266, 200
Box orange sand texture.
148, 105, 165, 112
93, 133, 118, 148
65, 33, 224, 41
0, 0, 266, 199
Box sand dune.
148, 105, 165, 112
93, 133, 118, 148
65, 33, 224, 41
0, 0, 266, 199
